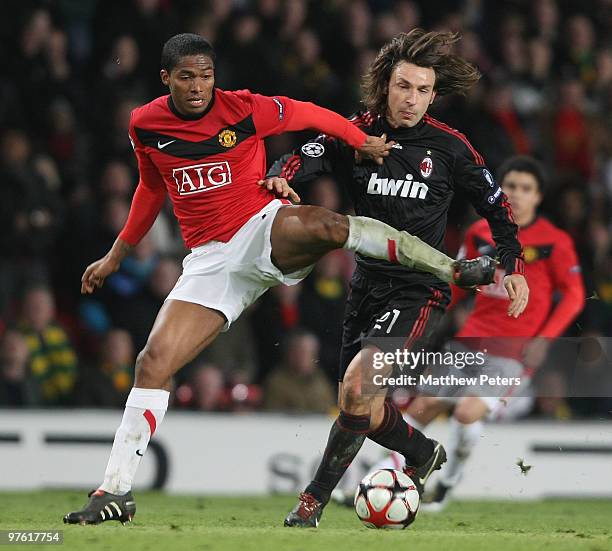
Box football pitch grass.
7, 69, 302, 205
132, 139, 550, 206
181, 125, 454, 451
1, 492, 611, 551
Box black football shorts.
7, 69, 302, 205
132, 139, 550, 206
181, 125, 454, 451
339, 270, 450, 381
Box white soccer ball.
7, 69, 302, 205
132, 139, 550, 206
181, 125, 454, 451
354, 469, 420, 529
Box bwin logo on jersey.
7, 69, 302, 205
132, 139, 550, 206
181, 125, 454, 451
301, 142, 325, 157
367, 173, 429, 199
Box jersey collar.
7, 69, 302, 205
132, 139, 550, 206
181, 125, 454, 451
167, 89, 216, 121
380, 115, 426, 139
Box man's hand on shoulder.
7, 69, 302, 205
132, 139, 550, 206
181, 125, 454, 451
357, 134, 395, 165
503, 274, 529, 318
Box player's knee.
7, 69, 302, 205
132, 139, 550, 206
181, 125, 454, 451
453, 405, 482, 425
341, 378, 366, 412
306, 210, 348, 247
134, 344, 169, 386
418, 396, 440, 414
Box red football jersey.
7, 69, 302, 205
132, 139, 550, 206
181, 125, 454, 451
120, 89, 366, 248
456, 216, 584, 352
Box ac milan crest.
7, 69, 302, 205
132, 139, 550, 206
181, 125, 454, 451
420, 156, 433, 178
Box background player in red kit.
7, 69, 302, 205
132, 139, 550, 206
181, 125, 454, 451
402, 155, 586, 510
63, 33, 494, 525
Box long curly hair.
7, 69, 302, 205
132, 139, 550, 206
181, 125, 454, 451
362, 28, 481, 115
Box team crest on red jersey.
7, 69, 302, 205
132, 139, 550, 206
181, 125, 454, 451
420, 156, 433, 178
218, 129, 237, 148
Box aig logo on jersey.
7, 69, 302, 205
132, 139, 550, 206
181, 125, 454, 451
420, 156, 433, 178
367, 173, 429, 199
173, 161, 232, 196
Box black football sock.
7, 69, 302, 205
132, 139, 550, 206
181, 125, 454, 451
368, 399, 434, 467
305, 410, 370, 504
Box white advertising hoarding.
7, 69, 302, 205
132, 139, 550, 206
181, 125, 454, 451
0, 410, 610, 498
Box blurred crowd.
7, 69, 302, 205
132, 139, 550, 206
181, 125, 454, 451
0, 0, 611, 418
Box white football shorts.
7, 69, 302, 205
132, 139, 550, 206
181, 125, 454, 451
165, 199, 313, 330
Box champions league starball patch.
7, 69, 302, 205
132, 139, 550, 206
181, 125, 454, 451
301, 142, 325, 158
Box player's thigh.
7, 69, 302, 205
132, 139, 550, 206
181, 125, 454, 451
270, 205, 348, 273
135, 299, 226, 387
453, 396, 490, 424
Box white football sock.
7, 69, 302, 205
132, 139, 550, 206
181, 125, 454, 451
343, 216, 454, 282
99, 388, 170, 495
439, 417, 483, 488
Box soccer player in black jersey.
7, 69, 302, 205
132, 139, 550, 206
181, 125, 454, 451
267, 29, 529, 527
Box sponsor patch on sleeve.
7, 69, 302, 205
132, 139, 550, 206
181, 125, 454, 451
487, 186, 502, 204
272, 97, 284, 120
301, 142, 325, 158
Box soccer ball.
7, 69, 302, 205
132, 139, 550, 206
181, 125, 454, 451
354, 469, 420, 529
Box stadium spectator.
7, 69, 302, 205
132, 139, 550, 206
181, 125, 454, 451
191, 363, 226, 411
203, 312, 258, 384
0, 330, 40, 407
263, 330, 335, 413
74, 329, 134, 408
553, 78, 594, 179
17, 286, 77, 406
0, 129, 63, 261
299, 251, 349, 378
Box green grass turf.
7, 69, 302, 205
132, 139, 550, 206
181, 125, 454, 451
0, 492, 611, 551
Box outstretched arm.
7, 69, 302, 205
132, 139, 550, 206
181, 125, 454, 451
250, 94, 392, 164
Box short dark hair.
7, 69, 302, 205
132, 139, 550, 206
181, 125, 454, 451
362, 28, 481, 115
161, 33, 215, 72
497, 155, 546, 193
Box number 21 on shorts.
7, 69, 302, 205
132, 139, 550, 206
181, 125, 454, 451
373, 309, 400, 334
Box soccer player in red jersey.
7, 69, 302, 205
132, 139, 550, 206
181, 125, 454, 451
380, 156, 585, 510
63, 33, 494, 525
